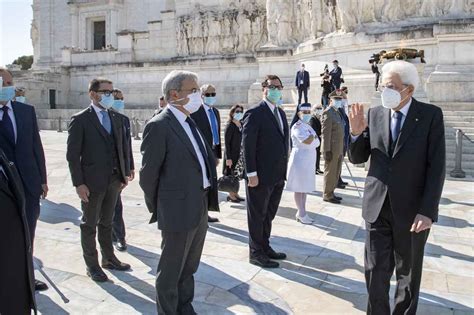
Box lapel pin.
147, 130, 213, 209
415, 118, 419, 122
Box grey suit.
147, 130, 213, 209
140, 107, 218, 314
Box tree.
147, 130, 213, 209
12, 55, 34, 70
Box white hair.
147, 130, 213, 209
382, 60, 419, 91
200, 83, 215, 94
162, 70, 198, 102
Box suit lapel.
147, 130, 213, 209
86, 106, 108, 141
165, 109, 201, 166
262, 103, 285, 139
393, 99, 420, 157
381, 107, 391, 156
0, 152, 16, 199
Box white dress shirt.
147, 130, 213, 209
202, 103, 220, 145
168, 105, 210, 188
247, 99, 285, 178
0, 101, 18, 142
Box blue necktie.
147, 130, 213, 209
208, 108, 219, 146
0, 106, 15, 143
391, 111, 403, 142
186, 117, 211, 181
101, 110, 112, 134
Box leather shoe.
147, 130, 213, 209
35, 279, 48, 291
316, 169, 324, 175
115, 239, 127, 252
208, 216, 219, 223
337, 183, 346, 189
236, 196, 246, 202
323, 197, 341, 204
87, 267, 108, 282
341, 180, 349, 185
249, 255, 279, 268
226, 196, 240, 203
266, 248, 287, 260
334, 195, 343, 201
102, 258, 131, 271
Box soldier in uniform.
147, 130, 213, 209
321, 89, 346, 204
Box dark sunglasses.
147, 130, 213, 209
204, 93, 216, 97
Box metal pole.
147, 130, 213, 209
34, 258, 69, 303
57, 117, 62, 133
450, 129, 466, 178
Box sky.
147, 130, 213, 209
0, 0, 34, 67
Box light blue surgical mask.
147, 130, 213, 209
112, 100, 125, 113
0, 86, 16, 102
277, 98, 283, 107
99, 94, 115, 109
333, 99, 343, 108
267, 89, 282, 105
301, 114, 312, 123
15, 96, 26, 103
203, 96, 216, 106
234, 112, 244, 121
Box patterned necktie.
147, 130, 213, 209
101, 110, 112, 134
186, 117, 211, 181
208, 108, 219, 146
273, 107, 283, 133
391, 111, 403, 142
0, 106, 15, 143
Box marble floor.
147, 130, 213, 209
34, 131, 473, 314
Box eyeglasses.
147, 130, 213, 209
234, 110, 243, 113
204, 93, 216, 97
97, 90, 113, 96
267, 85, 283, 90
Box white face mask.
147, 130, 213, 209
182, 91, 202, 114
381, 87, 408, 109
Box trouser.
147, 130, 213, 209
156, 191, 208, 315
0, 174, 32, 315
321, 95, 329, 108
316, 147, 321, 171
323, 153, 343, 199
80, 174, 122, 268
112, 193, 126, 242
246, 180, 285, 257
25, 191, 41, 247
298, 87, 308, 104
365, 197, 429, 315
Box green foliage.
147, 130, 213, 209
12, 55, 34, 70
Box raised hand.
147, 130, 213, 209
349, 103, 368, 136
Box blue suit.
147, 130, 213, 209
0, 101, 47, 243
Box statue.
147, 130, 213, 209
336, 0, 358, 32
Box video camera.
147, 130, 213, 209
319, 64, 329, 76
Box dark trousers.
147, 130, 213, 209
156, 191, 208, 315
25, 191, 41, 247
80, 174, 122, 268
246, 180, 285, 257
365, 197, 429, 315
298, 86, 308, 104
112, 193, 126, 242
316, 147, 321, 171
321, 94, 329, 108
0, 177, 31, 315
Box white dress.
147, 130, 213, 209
285, 120, 321, 193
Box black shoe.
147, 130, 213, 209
249, 255, 279, 268
87, 267, 108, 282
35, 279, 48, 291
266, 248, 287, 260
236, 196, 246, 202
316, 170, 324, 175
115, 239, 127, 252
334, 195, 343, 201
102, 258, 131, 271
208, 216, 219, 223
337, 183, 346, 189
226, 196, 240, 203
323, 197, 341, 204
341, 181, 349, 185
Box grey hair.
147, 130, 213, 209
200, 83, 216, 94
162, 70, 198, 102
382, 60, 419, 91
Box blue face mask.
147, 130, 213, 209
301, 114, 312, 123
99, 94, 115, 109
0, 86, 16, 102
203, 96, 216, 106
234, 112, 244, 121
267, 89, 282, 105
112, 100, 125, 113
333, 99, 343, 108
15, 96, 26, 103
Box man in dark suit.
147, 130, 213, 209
0, 147, 36, 315
348, 60, 445, 315
242, 75, 289, 269
0, 67, 49, 291
309, 105, 323, 174
329, 60, 343, 90
190, 83, 222, 223
67, 78, 131, 282
295, 63, 310, 104
110, 89, 135, 252
140, 70, 219, 314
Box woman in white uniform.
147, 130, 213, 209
286, 103, 321, 224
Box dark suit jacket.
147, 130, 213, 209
242, 101, 289, 186
0, 148, 36, 314
338, 107, 350, 154
191, 105, 222, 159
66, 105, 129, 192
113, 110, 135, 174
223, 121, 242, 173
0, 101, 47, 197
349, 99, 446, 226
329, 67, 343, 87
309, 115, 322, 138
139, 108, 219, 232
295, 70, 310, 89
